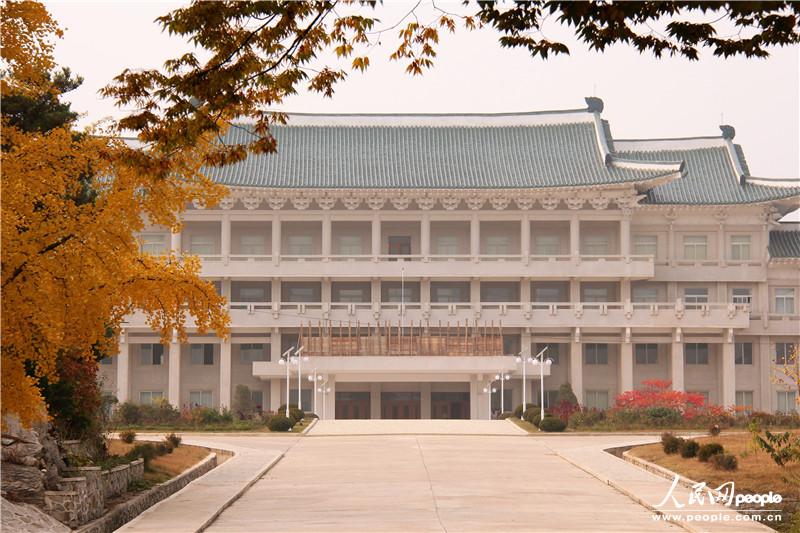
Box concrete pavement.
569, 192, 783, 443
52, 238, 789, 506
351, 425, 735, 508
310, 418, 526, 436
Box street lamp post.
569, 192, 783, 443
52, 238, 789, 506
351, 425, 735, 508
277, 347, 295, 414
295, 346, 307, 411
531, 346, 553, 422
483, 373, 510, 419
517, 345, 551, 416
307, 371, 322, 415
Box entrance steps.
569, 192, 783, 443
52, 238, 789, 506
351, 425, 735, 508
309, 419, 526, 436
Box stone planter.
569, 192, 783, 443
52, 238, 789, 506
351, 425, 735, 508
129, 458, 144, 482
44, 490, 81, 528
63, 466, 104, 520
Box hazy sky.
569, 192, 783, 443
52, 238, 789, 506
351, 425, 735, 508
48, 1, 800, 185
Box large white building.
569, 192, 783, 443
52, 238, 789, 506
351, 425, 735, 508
101, 98, 800, 419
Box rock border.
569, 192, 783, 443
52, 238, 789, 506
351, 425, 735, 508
75, 452, 218, 533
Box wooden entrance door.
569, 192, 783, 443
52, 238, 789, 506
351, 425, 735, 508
431, 392, 470, 419
381, 392, 421, 419
335, 392, 370, 419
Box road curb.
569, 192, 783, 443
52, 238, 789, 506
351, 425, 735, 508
195, 452, 286, 533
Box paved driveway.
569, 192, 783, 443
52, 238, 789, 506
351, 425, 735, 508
310, 419, 526, 436
206, 434, 676, 532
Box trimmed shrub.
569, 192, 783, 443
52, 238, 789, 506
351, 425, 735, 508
117, 403, 141, 425
522, 407, 538, 424
679, 440, 700, 458
539, 416, 567, 432
288, 407, 305, 424
125, 443, 158, 467
698, 443, 725, 462
531, 412, 544, 428
119, 430, 136, 444
661, 432, 683, 454
710, 453, 738, 471
498, 411, 513, 420
514, 403, 535, 419
569, 408, 605, 429
709, 424, 721, 436
165, 433, 181, 448
156, 441, 173, 455
268, 415, 294, 432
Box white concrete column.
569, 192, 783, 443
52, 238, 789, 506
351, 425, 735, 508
168, 336, 181, 408
271, 215, 281, 265
370, 382, 381, 419
116, 335, 130, 403
322, 278, 332, 305
420, 278, 431, 306
270, 378, 282, 412
721, 333, 736, 407
759, 282, 770, 324
671, 334, 684, 391
759, 337, 772, 411
470, 214, 480, 259
170, 231, 181, 254
421, 213, 430, 260
270, 329, 281, 361
219, 340, 232, 409
420, 382, 431, 419
371, 215, 381, 260
521, 214, 530, 264
620, 338, 634, 393
717, 222, 726, 267
667, 222, 676, 267
470, 278, 481, 310
272, 278, 281, 307
469, 375, 480, 420
570, 216, 580, 262
569, 279, 580, 303
570, 330, 583, 405
621, 279, 631, 303
324, 375, 336, 420
520, 278, 531, 305
620, 212, 631, 257
371, 278, 381, 308
221, 278, 231, 300
221, 214, 231, 264
322, 214, 332, 258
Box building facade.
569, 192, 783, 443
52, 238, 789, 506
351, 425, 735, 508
101, 98, 800, 419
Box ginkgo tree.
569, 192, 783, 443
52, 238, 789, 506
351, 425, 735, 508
1, 2, 230, 427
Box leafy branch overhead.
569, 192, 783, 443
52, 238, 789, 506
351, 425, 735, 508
101, 0, 800, 167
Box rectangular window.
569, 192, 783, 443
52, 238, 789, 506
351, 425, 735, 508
431, 283, 469, 303
730, 235, 751, 260
338, 235, 364, 255
435, 235, 461, 255
777, 391, 797, 413
139, 391, 164, 405
585, 390, 609, 410
535, 343, 560, 365
685, 343, 709, 365
635, 344, 658, 365
632, 286, 659, 303
775, 288, 796, 315
732, 288, 752, 306
189, 390, 213, 408
284, 284, 319, 303
735, 391, 754, 414
735, 343, 753, 365
190, 344, 214, 365
287, 235, 313, 255
582, 287, 610, 303
683, 235, 708, 260
542, 389, 559, 408
250, 390, 264, 409
100, 356, 113, 365
485, 235, 511, 255
584, 344, 608, 365
481, 283, 518, 303
239, 234, 266, 255
534, 235, 561, 255
684, 287, 709, 306
239, 344, 267, 363
776, 343, 796, 365
533, 285, 566, 303
238, 286, 267, 302
583, 235, 610, 255
382, 282, 419, 303
139, 344, 164, 365
189, 234, 215, 255
633, 235, 658, 256
140, 234, 167, 255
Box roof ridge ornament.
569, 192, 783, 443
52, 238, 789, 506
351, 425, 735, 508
719, 125, 736, 139
585, 97, 604, 113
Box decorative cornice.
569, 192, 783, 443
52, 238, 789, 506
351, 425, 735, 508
208, 187, 645, 212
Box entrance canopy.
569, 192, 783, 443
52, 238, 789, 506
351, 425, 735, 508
252, 355, 543, 382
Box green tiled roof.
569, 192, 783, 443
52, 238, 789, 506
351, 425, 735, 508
617, 146, 800, 205
207, 121, 669, 189
770, 230, 800, 258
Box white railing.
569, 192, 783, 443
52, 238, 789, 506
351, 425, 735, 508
228, 254, 272, 262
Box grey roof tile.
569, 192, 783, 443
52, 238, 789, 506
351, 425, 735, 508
206, 122, 665, 189
770, 231, 800, 258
